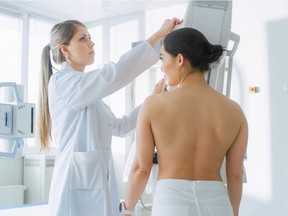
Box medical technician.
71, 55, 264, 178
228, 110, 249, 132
38, 18, 182, 216
122, 28, 248, 216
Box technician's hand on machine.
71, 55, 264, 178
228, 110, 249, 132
157, 18, 183, 37
147, 18, 183, 47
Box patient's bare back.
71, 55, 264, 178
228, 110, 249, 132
147, 83, 245, 181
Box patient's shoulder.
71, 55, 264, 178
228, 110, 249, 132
141, 93, 167, 115
224, 97, 247, 123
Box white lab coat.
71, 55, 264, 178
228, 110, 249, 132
48, 41, 158, 216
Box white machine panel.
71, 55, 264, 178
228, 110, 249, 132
0, 82, 35, 157
0, 104, 13, 135
7, 102, 35, 138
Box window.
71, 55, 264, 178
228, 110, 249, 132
27, 18, 53, 104
86, 25, 103, 71
0, 14, 20, 83
108, 18, 139, 154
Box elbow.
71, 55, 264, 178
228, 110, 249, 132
226, 166, 245, 184
136, 167, 151, 178
131, 164, 151, 179
139, 171, 150, 182
234, 174, 243, 183
227, 173, 243, 183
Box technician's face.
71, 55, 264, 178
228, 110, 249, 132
160, 45, 179, 87
62, 25, 95, 72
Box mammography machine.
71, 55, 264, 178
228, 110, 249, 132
0, 82, 35, 157
124, 0, 246, 209
180, 0, 240, 97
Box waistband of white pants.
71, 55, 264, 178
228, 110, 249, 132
156, 179, 226, 191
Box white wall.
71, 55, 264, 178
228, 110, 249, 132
230, 1, 288, 215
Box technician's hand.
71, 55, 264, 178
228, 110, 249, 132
148, 17, 183, 47
152, 77, 167, 94
157, 17, 183, 38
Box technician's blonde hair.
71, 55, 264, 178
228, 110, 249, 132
38, 20, 86, 150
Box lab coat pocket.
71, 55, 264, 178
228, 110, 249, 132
152, 206, 190, 216
71, 151, 106, 189
208, 206, 234, 216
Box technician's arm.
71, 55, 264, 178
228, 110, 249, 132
54, 19, 181, 111
111, 78, 166, 137
226, 115, 248, 216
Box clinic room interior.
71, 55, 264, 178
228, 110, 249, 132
0, 0, 287, 215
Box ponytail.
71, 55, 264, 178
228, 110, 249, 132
38, 44, 53, 150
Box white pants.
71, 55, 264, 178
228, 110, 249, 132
151, 179, 233, 216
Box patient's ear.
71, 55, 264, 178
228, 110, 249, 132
177, 53, 184, 67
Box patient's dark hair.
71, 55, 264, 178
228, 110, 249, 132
163, 27, 223, 72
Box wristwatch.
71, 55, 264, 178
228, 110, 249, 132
119, 201, 135, 215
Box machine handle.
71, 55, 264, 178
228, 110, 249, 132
227, 32, 240, 57
0, 139, 23, 158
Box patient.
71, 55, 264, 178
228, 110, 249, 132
122, 28, 248, 216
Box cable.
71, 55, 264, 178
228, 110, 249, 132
140, 197, 152, 211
